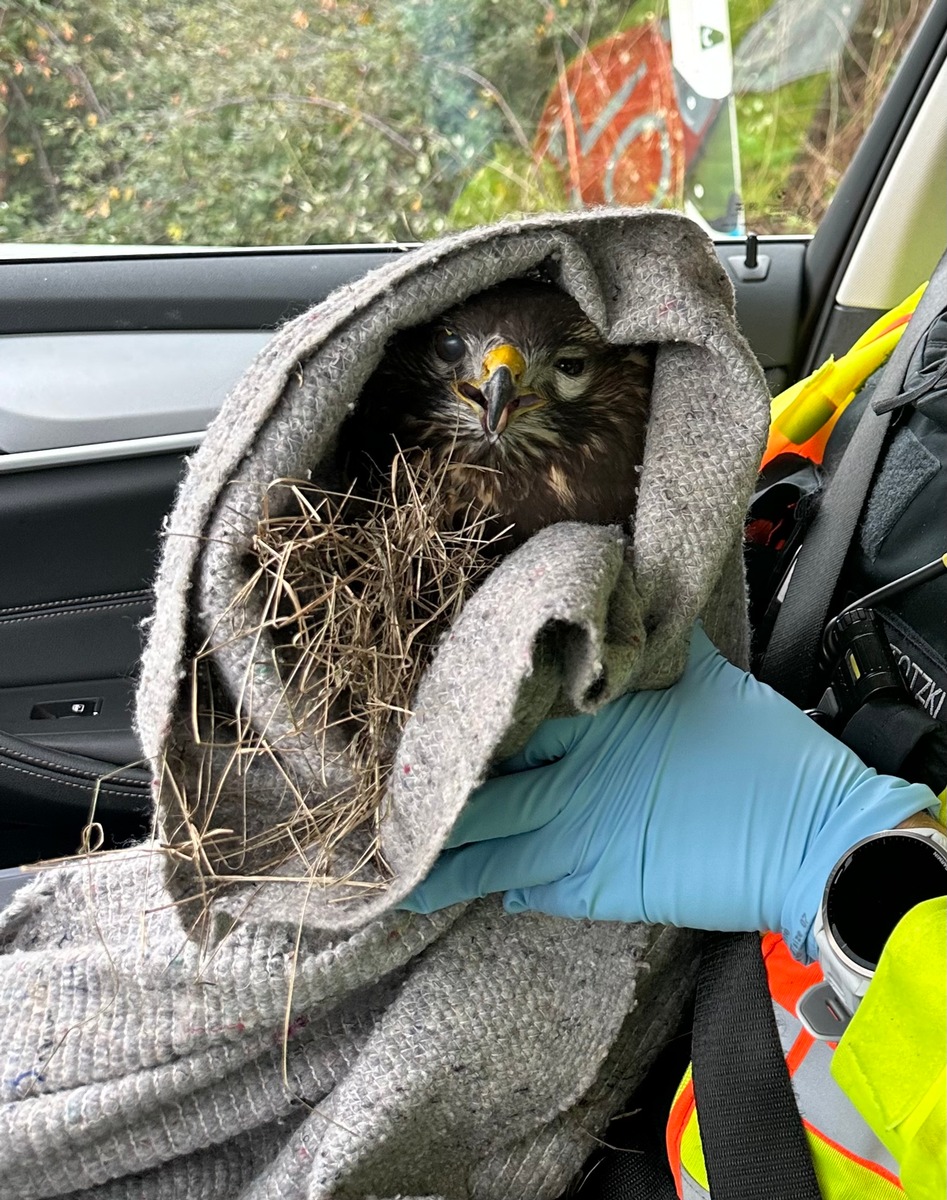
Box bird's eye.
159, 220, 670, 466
434, 329, 466, 364
555, 357, 586, 377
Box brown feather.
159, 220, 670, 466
341, 279, 653, 545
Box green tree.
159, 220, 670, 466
0, 0, 927, 246
0, 0, 643, 244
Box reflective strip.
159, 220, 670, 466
786, 1026, 816, 1077
678, 1098, 711, 1199
680, 1162, 709, 1200
804, 1120, 904, 1199
678, 1111, 902, 1200
670, 934, 905, 1198
792, 1034, 902, 1180
773, 993, 807, 1055
678, 1126, 902, 1200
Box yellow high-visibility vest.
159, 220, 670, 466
666, 933, 906, 1200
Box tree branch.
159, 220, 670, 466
439, 62, 534, 159
61, 60, 110, 121
8, 76, 60, 210
180, 92, 416, 155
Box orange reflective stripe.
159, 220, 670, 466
666, 1069, 695, 1195
762, 930, 822, 1013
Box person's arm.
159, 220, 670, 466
403, 624, 938, 965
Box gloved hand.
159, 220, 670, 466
403, 624, 936, 961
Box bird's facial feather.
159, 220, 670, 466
405, 282, 650, 458
345, 279, 654, 541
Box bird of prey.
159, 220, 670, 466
342, 278, 654, 544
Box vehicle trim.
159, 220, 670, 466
0, 432, 203, 475
802, 0, 947, 373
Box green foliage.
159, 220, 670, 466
0, 0, 649, 244
449, 143, 567, 227
2, 0, 454, 244
0, 0, 925, 245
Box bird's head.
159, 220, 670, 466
344, 278, 654, 541
374, 279, 653, 462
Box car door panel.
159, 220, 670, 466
0, 331, 268, 452
0, 249, 403, 333
0, 452, 184, 840
0, 676, 142, 763
0, 726, 151, 869
0, 453, 185, 608
723, 239, 807, 391
0, 594, 148, 692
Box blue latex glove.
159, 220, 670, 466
403, 625, 936, 961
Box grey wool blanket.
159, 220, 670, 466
0, 210, 770, 1200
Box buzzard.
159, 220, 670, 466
342, 278, 653, 544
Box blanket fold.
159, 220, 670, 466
0, 209, 769, 1200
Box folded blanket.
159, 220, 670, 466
0, 209, 769, 1200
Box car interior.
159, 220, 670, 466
0, 2, 945, 891
0, 7, 946, 1200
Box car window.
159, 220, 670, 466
0, 0, 930, 246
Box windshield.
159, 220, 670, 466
0, 0, 929, 246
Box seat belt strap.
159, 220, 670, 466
759, 257, 947, 705
692, 931, 821, 1200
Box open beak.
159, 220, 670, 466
479, 344, 527, 435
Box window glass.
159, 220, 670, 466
0, 0, 930, 246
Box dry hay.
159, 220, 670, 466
163, 448, 504, 893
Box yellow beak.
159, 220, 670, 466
480, 344, 528, 435
453, 344, 542, 436
482, 344, 527, 381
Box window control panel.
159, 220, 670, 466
0, 678, 139, 763
30, 698, 102, 720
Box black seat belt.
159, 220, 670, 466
692, 250, 947, 1200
